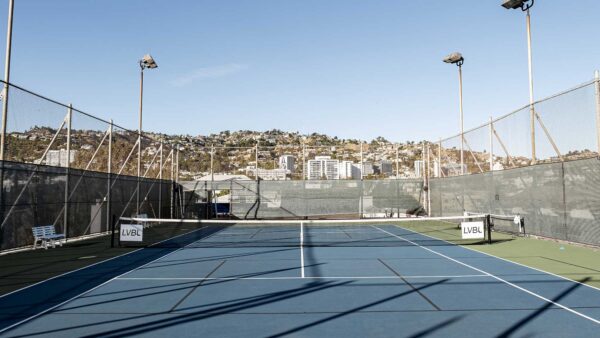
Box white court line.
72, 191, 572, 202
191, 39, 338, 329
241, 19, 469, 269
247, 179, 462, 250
372, 226, 600, 325
0, 225, 210, 335
115, 274, 489, 281
300, 221, 305, 278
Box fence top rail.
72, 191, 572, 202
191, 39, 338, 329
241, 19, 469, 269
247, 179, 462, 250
438, 78, 597, 144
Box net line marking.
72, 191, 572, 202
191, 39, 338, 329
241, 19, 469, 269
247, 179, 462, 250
372, 226, 600, 325
0, 224, 210, 335
300, 221, 305, 278
115, 275, 489, 281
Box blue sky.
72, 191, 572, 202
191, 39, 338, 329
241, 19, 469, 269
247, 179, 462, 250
1, 0, 600, 143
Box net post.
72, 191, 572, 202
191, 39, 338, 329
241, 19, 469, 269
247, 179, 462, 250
110, 214, 116, 248
486, 214, 492, 244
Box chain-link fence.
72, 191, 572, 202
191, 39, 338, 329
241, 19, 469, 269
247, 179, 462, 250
436, 79, 598, 177
0, 81, 178, 251
431, 76, 600, 246
187, 141, 428, 182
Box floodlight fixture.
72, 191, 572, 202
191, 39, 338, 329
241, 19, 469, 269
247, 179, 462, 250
140, 54, 158, 70
501, 0, 534, 11
443, 52, 464, 66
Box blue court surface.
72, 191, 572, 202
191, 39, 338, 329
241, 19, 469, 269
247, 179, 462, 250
1, 224, 600, 337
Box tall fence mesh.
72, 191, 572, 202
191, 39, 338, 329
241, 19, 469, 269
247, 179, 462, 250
0, 81, 178, 251
431, 77, 600, 247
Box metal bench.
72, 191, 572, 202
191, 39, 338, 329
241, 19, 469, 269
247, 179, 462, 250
32, 225, 65, 249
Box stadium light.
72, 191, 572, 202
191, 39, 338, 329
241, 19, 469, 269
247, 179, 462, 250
140, 54, 158, 70
501, 0, 536, 163
443, 52, 465, 175
443, 52, 464, 66
137, 54, 158, 213
501, 0, 534, 11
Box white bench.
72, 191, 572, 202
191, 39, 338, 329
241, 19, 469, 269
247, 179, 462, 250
32, 225, 65, 249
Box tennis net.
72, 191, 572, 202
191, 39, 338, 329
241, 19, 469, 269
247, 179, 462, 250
116, 214, 499, 248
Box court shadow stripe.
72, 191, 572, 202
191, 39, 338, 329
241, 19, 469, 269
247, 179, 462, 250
377, 258, 441, 311
169, 260, 226, 312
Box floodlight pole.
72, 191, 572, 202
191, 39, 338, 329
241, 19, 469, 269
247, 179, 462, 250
526, 8, 536, 164
458, 62, 465, 175
136, 55, 157, 215
0, 0, 14, 162
137, 65, 144, 215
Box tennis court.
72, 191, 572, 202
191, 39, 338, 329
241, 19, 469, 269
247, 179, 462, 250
1, 216, 599, 337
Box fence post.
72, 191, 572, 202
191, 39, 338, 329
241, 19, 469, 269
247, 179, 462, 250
395, 144, 399, 179
170, 145, 175, 218
595, 70, 600, 155
426, 144, 431, 214
64, 104, 72, 239
255, 142, 259, 181
0, 0, 14, 162
107, 120, 112, 234
210, 145, 214, 214
302, 142, 306, 180
359, 142, 364, 218
158, 141, 163, 218
360, 143, 364, 180
489, 117, 493, 171
176, 144, 182, 217
438, 138, 442, 178
210, 145, 214, 182
421, 143, 425, 179
176, 144, 180, 183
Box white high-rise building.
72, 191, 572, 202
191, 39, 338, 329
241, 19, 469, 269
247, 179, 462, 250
362, 162, 374, 176
339, 161, 354, 179
279, 155, 295, 173
307, 156, 339, 180
351, 163, 362, 179
323, 158, 339, 180
307, 160, 323, 180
